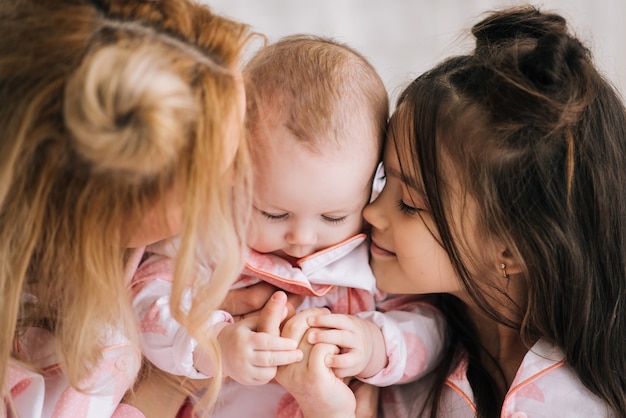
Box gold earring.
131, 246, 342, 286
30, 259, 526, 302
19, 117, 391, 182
500, 263, 509, 279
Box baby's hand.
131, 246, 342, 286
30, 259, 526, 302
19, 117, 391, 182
217, 292, 303, 385
306, 313, 386, 379
276, 308, 356, 418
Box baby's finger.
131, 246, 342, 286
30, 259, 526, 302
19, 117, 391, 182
251, 331, 299, 351
307, 342, 340, 374
251, 348, 304, 367
257, 291, 289, 336
326, 353, 361, 378
307, 329, 357, 349
307, 313, 353, 329
281, 307, 330, 342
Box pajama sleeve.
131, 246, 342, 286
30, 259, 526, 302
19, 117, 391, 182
131, 251, 233, 379
356, 295, 446, 386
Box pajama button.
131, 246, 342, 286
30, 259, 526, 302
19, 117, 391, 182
115, 357, 128, 371
511, 412, 527, 418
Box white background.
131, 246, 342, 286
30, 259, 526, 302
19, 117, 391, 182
204, 0, 625, 104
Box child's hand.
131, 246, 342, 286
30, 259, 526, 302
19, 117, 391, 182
276, 308, 356, 418
306, 313, 387, 379
201, 292, 303, 385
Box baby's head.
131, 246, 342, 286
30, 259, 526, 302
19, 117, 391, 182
244, 35, 388, 261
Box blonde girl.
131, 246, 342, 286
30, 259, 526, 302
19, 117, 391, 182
0, 0, 253, 416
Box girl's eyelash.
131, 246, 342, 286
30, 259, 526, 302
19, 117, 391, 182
322, 215, 347, 224
396, 199, 421, 215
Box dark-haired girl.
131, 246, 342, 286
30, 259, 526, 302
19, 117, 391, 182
278, 5, 625, 417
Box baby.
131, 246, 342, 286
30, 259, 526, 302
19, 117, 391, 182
132, 35, 446, 417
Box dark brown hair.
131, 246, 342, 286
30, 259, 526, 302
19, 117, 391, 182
392, 6, 625, 417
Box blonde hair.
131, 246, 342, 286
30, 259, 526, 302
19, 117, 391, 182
244, 34, 388, 154
0, 0, 252, 412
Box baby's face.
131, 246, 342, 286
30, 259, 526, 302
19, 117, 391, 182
248, 122, 378, 262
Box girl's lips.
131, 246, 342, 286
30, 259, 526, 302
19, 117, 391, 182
370, 239, 396, 257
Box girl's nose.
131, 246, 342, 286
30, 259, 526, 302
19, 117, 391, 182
363, 193, 387, 231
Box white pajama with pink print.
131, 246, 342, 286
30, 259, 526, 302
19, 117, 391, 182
132, 234, 446, 417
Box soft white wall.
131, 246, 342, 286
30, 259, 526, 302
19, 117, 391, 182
203, 0, 625, 102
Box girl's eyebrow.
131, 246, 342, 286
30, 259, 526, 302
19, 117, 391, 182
385, 164, 423, 192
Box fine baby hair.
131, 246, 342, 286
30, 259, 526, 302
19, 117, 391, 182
244, 34, 388, 153
389, 5, 625, 417
0, 0, 252, 410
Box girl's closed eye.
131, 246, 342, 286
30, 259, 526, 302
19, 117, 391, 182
396, 199, 422, 215
397, 186, 428, 215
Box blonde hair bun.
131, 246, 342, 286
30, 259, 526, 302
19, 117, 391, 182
64, 42, 197, 179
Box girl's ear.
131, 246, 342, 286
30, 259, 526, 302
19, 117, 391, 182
497, 247, 523, 276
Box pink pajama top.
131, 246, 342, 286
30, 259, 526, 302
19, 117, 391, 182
5, 330, 142, 418
379, 339, 615, 417
3, 249, 148, 418
131, 234, 447, 418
